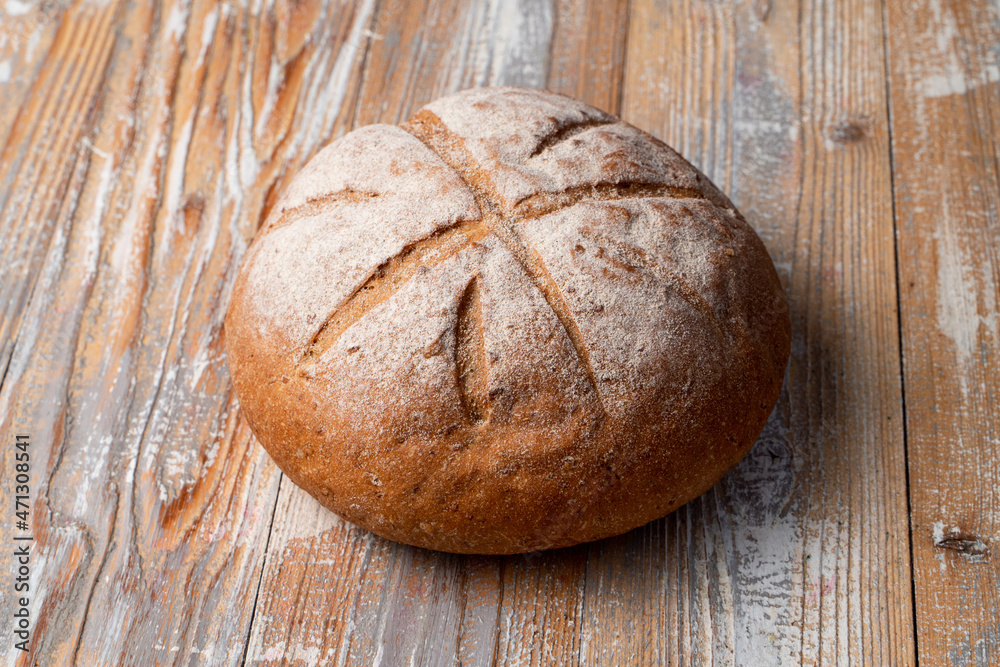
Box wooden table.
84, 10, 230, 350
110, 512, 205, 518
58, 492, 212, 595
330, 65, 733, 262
1, 0, 997, 664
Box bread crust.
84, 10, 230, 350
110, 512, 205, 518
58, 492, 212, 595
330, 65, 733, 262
225, 87, 791, 554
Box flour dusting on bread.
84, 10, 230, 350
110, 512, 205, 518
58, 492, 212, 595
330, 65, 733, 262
224, 87, 791, 554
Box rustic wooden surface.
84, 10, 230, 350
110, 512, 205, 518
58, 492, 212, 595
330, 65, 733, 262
885, 0, 1000, 664
0, 0, 996, 665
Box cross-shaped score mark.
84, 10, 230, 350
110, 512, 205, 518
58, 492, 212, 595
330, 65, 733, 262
286, 111, 726, 425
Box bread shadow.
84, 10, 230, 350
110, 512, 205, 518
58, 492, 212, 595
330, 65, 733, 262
267, 374, 803, 658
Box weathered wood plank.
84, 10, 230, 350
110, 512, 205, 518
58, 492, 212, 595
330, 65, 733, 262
0, 0, 373, 663
0, 0, 124, 395
547, 0, 630, 112
885, 0, 1000, 663
621, 0, 914, 663
0, 2, 68, 166
12, 0, 1000, 663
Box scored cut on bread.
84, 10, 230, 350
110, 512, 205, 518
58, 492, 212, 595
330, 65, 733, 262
224, 87, 791, 555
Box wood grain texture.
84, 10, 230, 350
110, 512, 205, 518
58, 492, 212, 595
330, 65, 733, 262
885, 0, 1000, 664
622, 0, 914, 663
547, 0, 630, 112
0, 0, 367, 663
1, 0, 997, 663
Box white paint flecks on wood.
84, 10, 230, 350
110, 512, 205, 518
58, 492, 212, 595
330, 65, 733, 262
1, 0, 997, 664
886, 0, 1000, 664
623, 0, 914, 663
0, 0, 353, 663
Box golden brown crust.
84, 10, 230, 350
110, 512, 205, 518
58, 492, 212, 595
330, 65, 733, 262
224, 87, 791, 554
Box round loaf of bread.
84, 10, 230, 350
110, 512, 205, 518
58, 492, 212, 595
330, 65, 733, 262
225, 87, 790, 554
